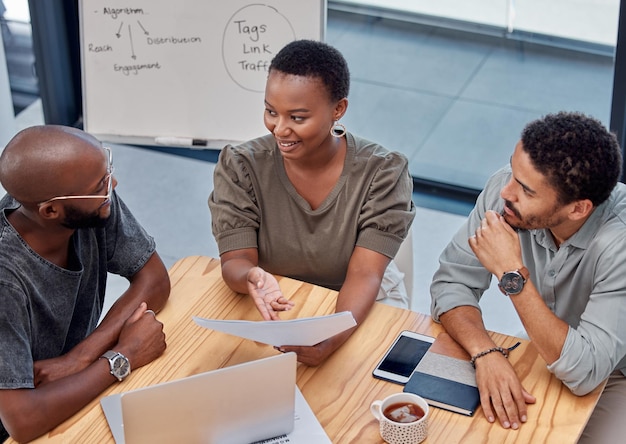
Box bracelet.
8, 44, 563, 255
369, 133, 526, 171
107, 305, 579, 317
470, 342, 521, 368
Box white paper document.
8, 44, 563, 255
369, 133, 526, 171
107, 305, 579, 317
253, 387, 332, 444
193, 311, 356, 346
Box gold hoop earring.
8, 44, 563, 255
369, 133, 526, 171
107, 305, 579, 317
330, 121, 346, 138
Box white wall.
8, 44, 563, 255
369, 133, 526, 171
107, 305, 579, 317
333, 0, 619, 46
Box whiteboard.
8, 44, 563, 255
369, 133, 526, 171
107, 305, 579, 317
79, 0, 326, 148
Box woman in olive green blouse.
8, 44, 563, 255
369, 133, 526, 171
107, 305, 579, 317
209, 40, 415, 366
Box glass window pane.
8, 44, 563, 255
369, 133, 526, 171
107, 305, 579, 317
330, 0, 618, 191
1, 0, 39, 115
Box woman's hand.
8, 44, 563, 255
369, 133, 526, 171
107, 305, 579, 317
276, 341, 332, 367
247, 266, 294, 320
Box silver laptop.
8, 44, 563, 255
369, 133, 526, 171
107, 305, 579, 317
101, 353, 296, 444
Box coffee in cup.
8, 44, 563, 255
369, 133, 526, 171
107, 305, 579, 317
383, 401, 425, 423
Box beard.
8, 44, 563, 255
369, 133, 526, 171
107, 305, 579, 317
62, 204, 109, 229
503, 200, 567, 231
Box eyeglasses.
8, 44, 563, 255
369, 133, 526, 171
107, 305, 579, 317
37, 147, 114, 207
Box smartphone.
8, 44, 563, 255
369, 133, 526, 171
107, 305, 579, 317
372, 330, 435, 384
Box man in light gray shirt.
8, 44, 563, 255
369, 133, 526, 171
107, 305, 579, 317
431, 111, 626, 442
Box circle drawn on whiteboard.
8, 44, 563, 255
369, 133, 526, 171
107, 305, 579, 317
222, 4, 296, 93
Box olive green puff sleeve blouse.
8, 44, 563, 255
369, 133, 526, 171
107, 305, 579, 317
208, 132, 416, 291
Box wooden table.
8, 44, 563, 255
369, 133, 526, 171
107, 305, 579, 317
20, 256, 603, 443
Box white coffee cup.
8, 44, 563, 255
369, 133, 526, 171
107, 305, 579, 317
370, 392, 429, 444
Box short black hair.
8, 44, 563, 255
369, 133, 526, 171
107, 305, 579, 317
269, 40, 350, 102
521, 111, 622, 206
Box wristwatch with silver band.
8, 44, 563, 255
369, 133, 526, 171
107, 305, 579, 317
100, 350, 131, 382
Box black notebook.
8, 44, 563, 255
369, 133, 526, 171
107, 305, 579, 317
403, 332, 480, 416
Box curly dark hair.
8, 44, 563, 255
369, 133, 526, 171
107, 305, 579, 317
269, 40, 350, 102
521, 111, 622, 206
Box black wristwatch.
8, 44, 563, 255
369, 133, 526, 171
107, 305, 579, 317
498, 267, 529, 296
101, 350, 131, 382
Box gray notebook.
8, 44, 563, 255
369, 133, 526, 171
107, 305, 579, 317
403, 333, 480, 416
101, 353, 296, 444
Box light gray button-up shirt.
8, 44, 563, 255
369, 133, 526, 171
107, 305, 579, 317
431, 167, 626, 395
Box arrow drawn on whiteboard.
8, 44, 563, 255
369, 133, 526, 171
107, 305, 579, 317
128, 24, 136, 59
137, 21, 149, 35
116, 21, 124, 38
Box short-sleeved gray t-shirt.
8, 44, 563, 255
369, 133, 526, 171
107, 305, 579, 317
0, 192, 155, 440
